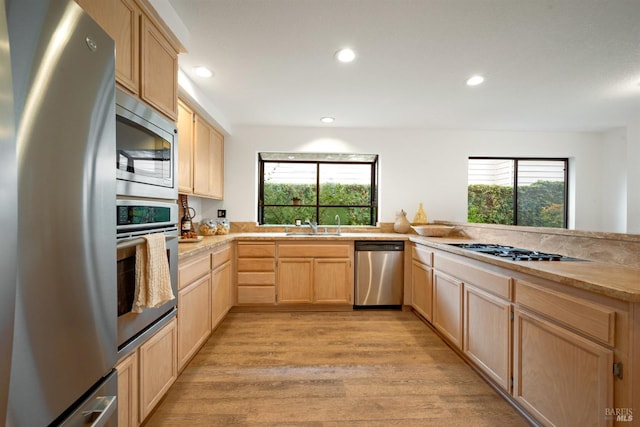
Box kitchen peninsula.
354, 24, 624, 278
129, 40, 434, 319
175, 224, 640, 427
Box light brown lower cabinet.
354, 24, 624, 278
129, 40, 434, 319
277, 258, 313, 303
313, 258, 352, 304
276, 243, 353, 305
177, 273, 211, 371
411, 259, 433, 322
236, 242, 276, 305
426, 248, 631, 427
115, 351, 138, 427
277, 257, 352, 304
211, 259, 232, 329
177, 244, 232, 371
432, 270, 463, 349
513, 308, 613, 427
463, 283, 512, 391
138, 317, 178, 421
115, 317, 177, 426
177, 250, 212, 371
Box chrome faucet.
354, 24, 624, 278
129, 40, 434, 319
305, 219, 318, 234
335, 214, 341, 235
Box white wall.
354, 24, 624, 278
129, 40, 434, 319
601, 128, 627, 233
627, 119, 640, 233
198, 126, 615, 231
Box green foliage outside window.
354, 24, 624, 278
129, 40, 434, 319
468, 181, 565, 228
468, 184, 514, 225
262, 182, 374, 225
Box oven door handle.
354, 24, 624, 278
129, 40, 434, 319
116, 234, 176, 250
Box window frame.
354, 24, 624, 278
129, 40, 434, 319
258, 154, 379, 226
468, 156, 569, 228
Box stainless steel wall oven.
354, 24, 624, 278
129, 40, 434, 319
115, 88, 178, 200
116, 199, 179, 356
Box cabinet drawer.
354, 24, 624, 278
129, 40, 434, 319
237, 271, 276, 285
237, 243, 275, 258
178, 253, 210, 289
237, 258, 275, 272
412, 245, 433, 266
212, 245, 232, 268
237, 286, 276, 304
434, 253, 512, 300
515, 280, 615, 346
278, 243, 351, 258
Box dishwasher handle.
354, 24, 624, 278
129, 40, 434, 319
354, 241, 404, 251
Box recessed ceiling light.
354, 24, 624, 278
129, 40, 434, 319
194, 66, 213, 78
335, 48, 356, 63
320, 117, 335, 124
466, 75, 485, 86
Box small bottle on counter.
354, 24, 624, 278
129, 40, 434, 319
181, 212, 192, 236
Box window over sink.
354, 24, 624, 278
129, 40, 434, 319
468, 157, 568, 228
258, 152, 378, 226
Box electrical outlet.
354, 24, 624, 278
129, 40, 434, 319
217, 209, 226, 218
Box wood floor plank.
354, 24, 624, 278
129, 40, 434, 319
144, 311, 529, 426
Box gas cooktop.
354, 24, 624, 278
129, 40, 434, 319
448, 243, 580, 261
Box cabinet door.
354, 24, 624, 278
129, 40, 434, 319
411, 260, 432, 321
139, 317, 177, 422
314, 258, 352, 304
177, 100, 194, 194
191, 116, 223, 199
277, 258, 313, 303
209, 127, 224, 199
140, 15, 178, 120
513, 308, 613, 427
193, 116, 211, 196
211, 261, 231, 329
463, 284, 512, 391
115, 351, 138, 427
177, 274, 211, 371
76, 0, 140, 94
433, 270, 463, 349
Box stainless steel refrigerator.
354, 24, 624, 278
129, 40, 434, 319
5, 0, 118, 425
0, 1, 17, 425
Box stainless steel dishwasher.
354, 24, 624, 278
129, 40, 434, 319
354, 241, 404, 308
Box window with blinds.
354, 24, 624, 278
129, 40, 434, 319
468, 157, 568, 228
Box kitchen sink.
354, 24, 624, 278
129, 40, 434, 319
285, 232, 342, 236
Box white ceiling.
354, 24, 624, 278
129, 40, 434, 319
167, 0, 640, 132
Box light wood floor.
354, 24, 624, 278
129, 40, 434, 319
145, 310, 530, 426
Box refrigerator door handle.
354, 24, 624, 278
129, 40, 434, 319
81, 395, 117, 427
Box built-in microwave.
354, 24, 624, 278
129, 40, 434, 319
115, 89, 178, 200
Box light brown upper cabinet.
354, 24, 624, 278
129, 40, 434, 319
76, 0, 183, 121
177, 99, 224, 199
75, 0, 140, 94
177, 100, 194, 193
140, 13, 179, 120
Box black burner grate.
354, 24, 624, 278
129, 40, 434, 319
448, 243, 579, 261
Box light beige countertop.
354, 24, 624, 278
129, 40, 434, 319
178, 234, 236, 258
178, 232, 409, 257
178, 232, 640, 302
410, 235, 640, 303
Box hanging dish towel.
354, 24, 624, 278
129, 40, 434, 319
132, 233, 175, 313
